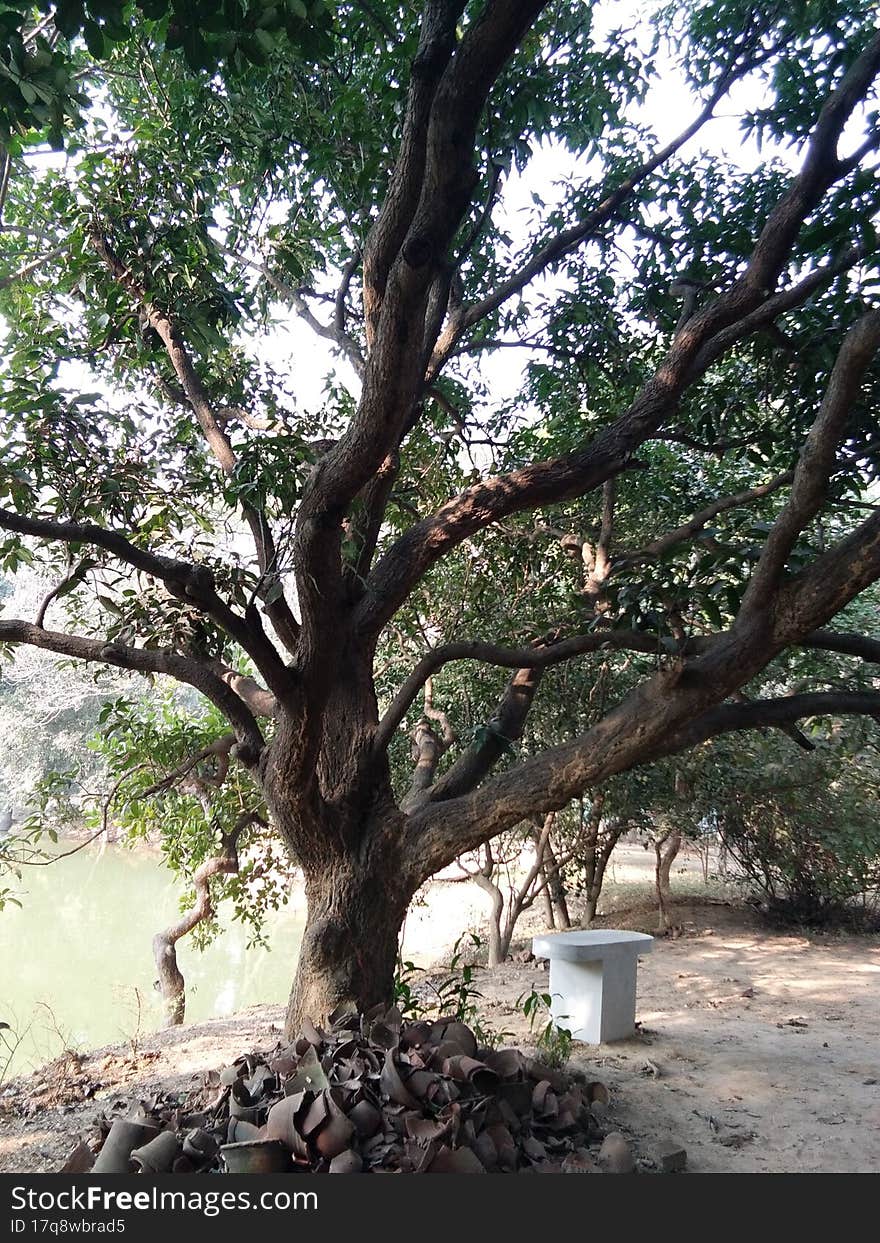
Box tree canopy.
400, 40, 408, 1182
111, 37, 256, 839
1, 0, 879, 1029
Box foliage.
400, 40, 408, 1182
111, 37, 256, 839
517, 986, 572, 1070
393, 933, 510, 1049
87, 691, 289, 948
0, 1, 333, 150
391, 955, 423, 1022
712, 738, 880, 928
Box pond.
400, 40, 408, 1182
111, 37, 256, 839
0, 842, 306, 1079
0, 841, 488, 1081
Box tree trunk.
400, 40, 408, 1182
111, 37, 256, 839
473, 872, 505, 968
284, 854, 413, 1035
530, 823, 570, 929
151, 822, 247, 1028
658, 831, 681, 902
544, 839, 572, 929
539, 862, 556, 929
655, 829, 682, 933
581, 813, 623, 925
152, 933, 187, 1026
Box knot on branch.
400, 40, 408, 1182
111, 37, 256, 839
186, 565, 217, 599
230, 741, 261, 769
412, 34, 456, 75
403, 234, 434, 269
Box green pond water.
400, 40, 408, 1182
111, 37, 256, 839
0, 843, 305, 1079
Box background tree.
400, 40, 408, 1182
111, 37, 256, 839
1, 1, 880, 1034
684, 723, 880, 928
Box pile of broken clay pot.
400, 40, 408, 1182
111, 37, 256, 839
61, 1005, 637, 1174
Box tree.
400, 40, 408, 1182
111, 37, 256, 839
689, 725, 880, 927
445, 812, 570, 967
2, 1, 880, 1036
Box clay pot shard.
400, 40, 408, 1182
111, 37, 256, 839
405, 1116, 452, 1146
429, 1020, 478, 1059
400, 1021, 433, 1051
130, 1129, 180, 1175
597, 1131, 635, 1174
426, 1145, 486, 1174
472, 1131, 499, 1172
245, 1063, 277, 1099
264, 1092, 310, 1161
228, 1079, 262, 1124
522, 1135, 548, 1163
380, 1049, 421, 1109
348, 1099, 383, 1139
92, 1119, 160, 1174
221, 1140, 292, 1174
60, 1140, 94, 1174
329, 1149, 363, 1174
286, 1044, 330, 1095
226, 1118, 262, 1143
314, 1093, 356, 1160
325, 1006, 359, 1036
495, 1080, 533, 1116
219, 1061, 248, 1087
532, 1080, 558, 1118
296, 1017, 326, 1050
486, 1048, 526, 1080
561, 1148, 598, 1174
182, 1128, 219, 1166
442, 1056, 499, 1095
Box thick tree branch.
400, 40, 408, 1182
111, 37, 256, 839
668, 691, 880, 750
0, 618, 265, 761
0, 505, 293, 700
803, 629, 880, 664
359, 37, 880, 634
362, 0, 467, 343
400, 676, 456, 810
206, 661, 278, 717
428, 664, 543, 803
294, 0, 550, 654
374, 629, 664, 754
739, 308, 880, 615
406, 501, 880, 874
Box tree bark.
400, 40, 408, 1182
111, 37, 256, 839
655, 829, 682, 933
282, 828, 415, 1034
152, 822, 247, 1027
473, 871, 506, 968
541, 834, 571, 929
538, 862, 556, 929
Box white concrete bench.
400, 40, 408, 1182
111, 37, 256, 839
531, 930, 654, 1044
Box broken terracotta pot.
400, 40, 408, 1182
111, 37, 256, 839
130, 1129, 180, 1174
220, 1140, 292, 1174
92, 1119, 160, 1174
67, 1009, 620, 1176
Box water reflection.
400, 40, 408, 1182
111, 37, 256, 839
0, 843, 305, 1077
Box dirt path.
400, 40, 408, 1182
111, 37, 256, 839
476, 902, 880, 1173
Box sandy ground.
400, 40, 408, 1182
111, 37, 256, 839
1, 846, 878, 1174
476, 901, 880, 1173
